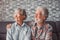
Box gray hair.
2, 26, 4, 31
14, 8, 27, 20
36, 6, 49, 18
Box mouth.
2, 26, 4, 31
35, 19, 43, 23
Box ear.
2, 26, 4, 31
13, 15, 17, 20
34, 14, 37, 18
23, 15, 26, 20
13, 14, 17, 18
43, 16, 46, 20
23, 15, 25, 18
13, 15, 15, 18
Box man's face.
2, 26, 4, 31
14, 11, 25, 22
35, 9, 46, 23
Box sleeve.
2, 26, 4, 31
6, 28, 13, 40
45, 24, 53, 40
24, 27, 32, 40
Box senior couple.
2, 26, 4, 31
6, 7, 52, 40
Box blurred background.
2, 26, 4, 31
0, 0, 60, 40
0, 0, 60, 21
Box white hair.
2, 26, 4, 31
36, 6, 49, 17
13, 8, 27, 20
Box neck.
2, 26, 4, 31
37, 21, 45, 27
17, 21, 23, 26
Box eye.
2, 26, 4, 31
19, 13, 24, 16
15, 15, 17, 17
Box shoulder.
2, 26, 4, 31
6, 23, 15, 30
46, 24, 52, 29
45, 23, 53, 32
24, 23, 31, 31
24, 23, 31, 28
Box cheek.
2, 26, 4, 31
14, 18, 17, 21
15, 17, 18, 20
14, 17, 19, 20
35, 15, 38, 19
14, 16, 17, 19
42, 16, 46, 19
18, 16, 24, 20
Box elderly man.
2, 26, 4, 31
32, 7, 52, 40
6, 8, 31, 40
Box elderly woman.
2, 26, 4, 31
31, 7, 53, 40
6, 8, 31, 40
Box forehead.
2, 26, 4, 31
15, 10, 22, 13
35, 8, 45, 15
14, 11, 23, 17
15, 10, 23, 14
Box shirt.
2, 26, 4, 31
31, 23, 52, 40
6, 22, 31, 40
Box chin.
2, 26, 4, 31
37, 20, 43, 23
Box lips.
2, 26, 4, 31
35, 19, 43, 23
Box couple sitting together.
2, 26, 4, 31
6, 6, 52, 40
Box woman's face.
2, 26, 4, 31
35, 9, 46, 23
14, 11, 25, 22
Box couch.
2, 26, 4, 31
0, 21, 60, 40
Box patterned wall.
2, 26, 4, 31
0, 0, 60, 21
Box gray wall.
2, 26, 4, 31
0, 0, 60, 21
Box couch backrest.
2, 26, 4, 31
0, 21, 57, 34
45, 21, 57, 33
0, 21, 60, 40
56, 21, 60, 33
0, 21, 14, 34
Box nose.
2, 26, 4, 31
38, 15, 41, 18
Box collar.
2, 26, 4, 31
14, 22, 26, 30
15, 22, 25, 27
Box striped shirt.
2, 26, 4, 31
31, 23, 52, 40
